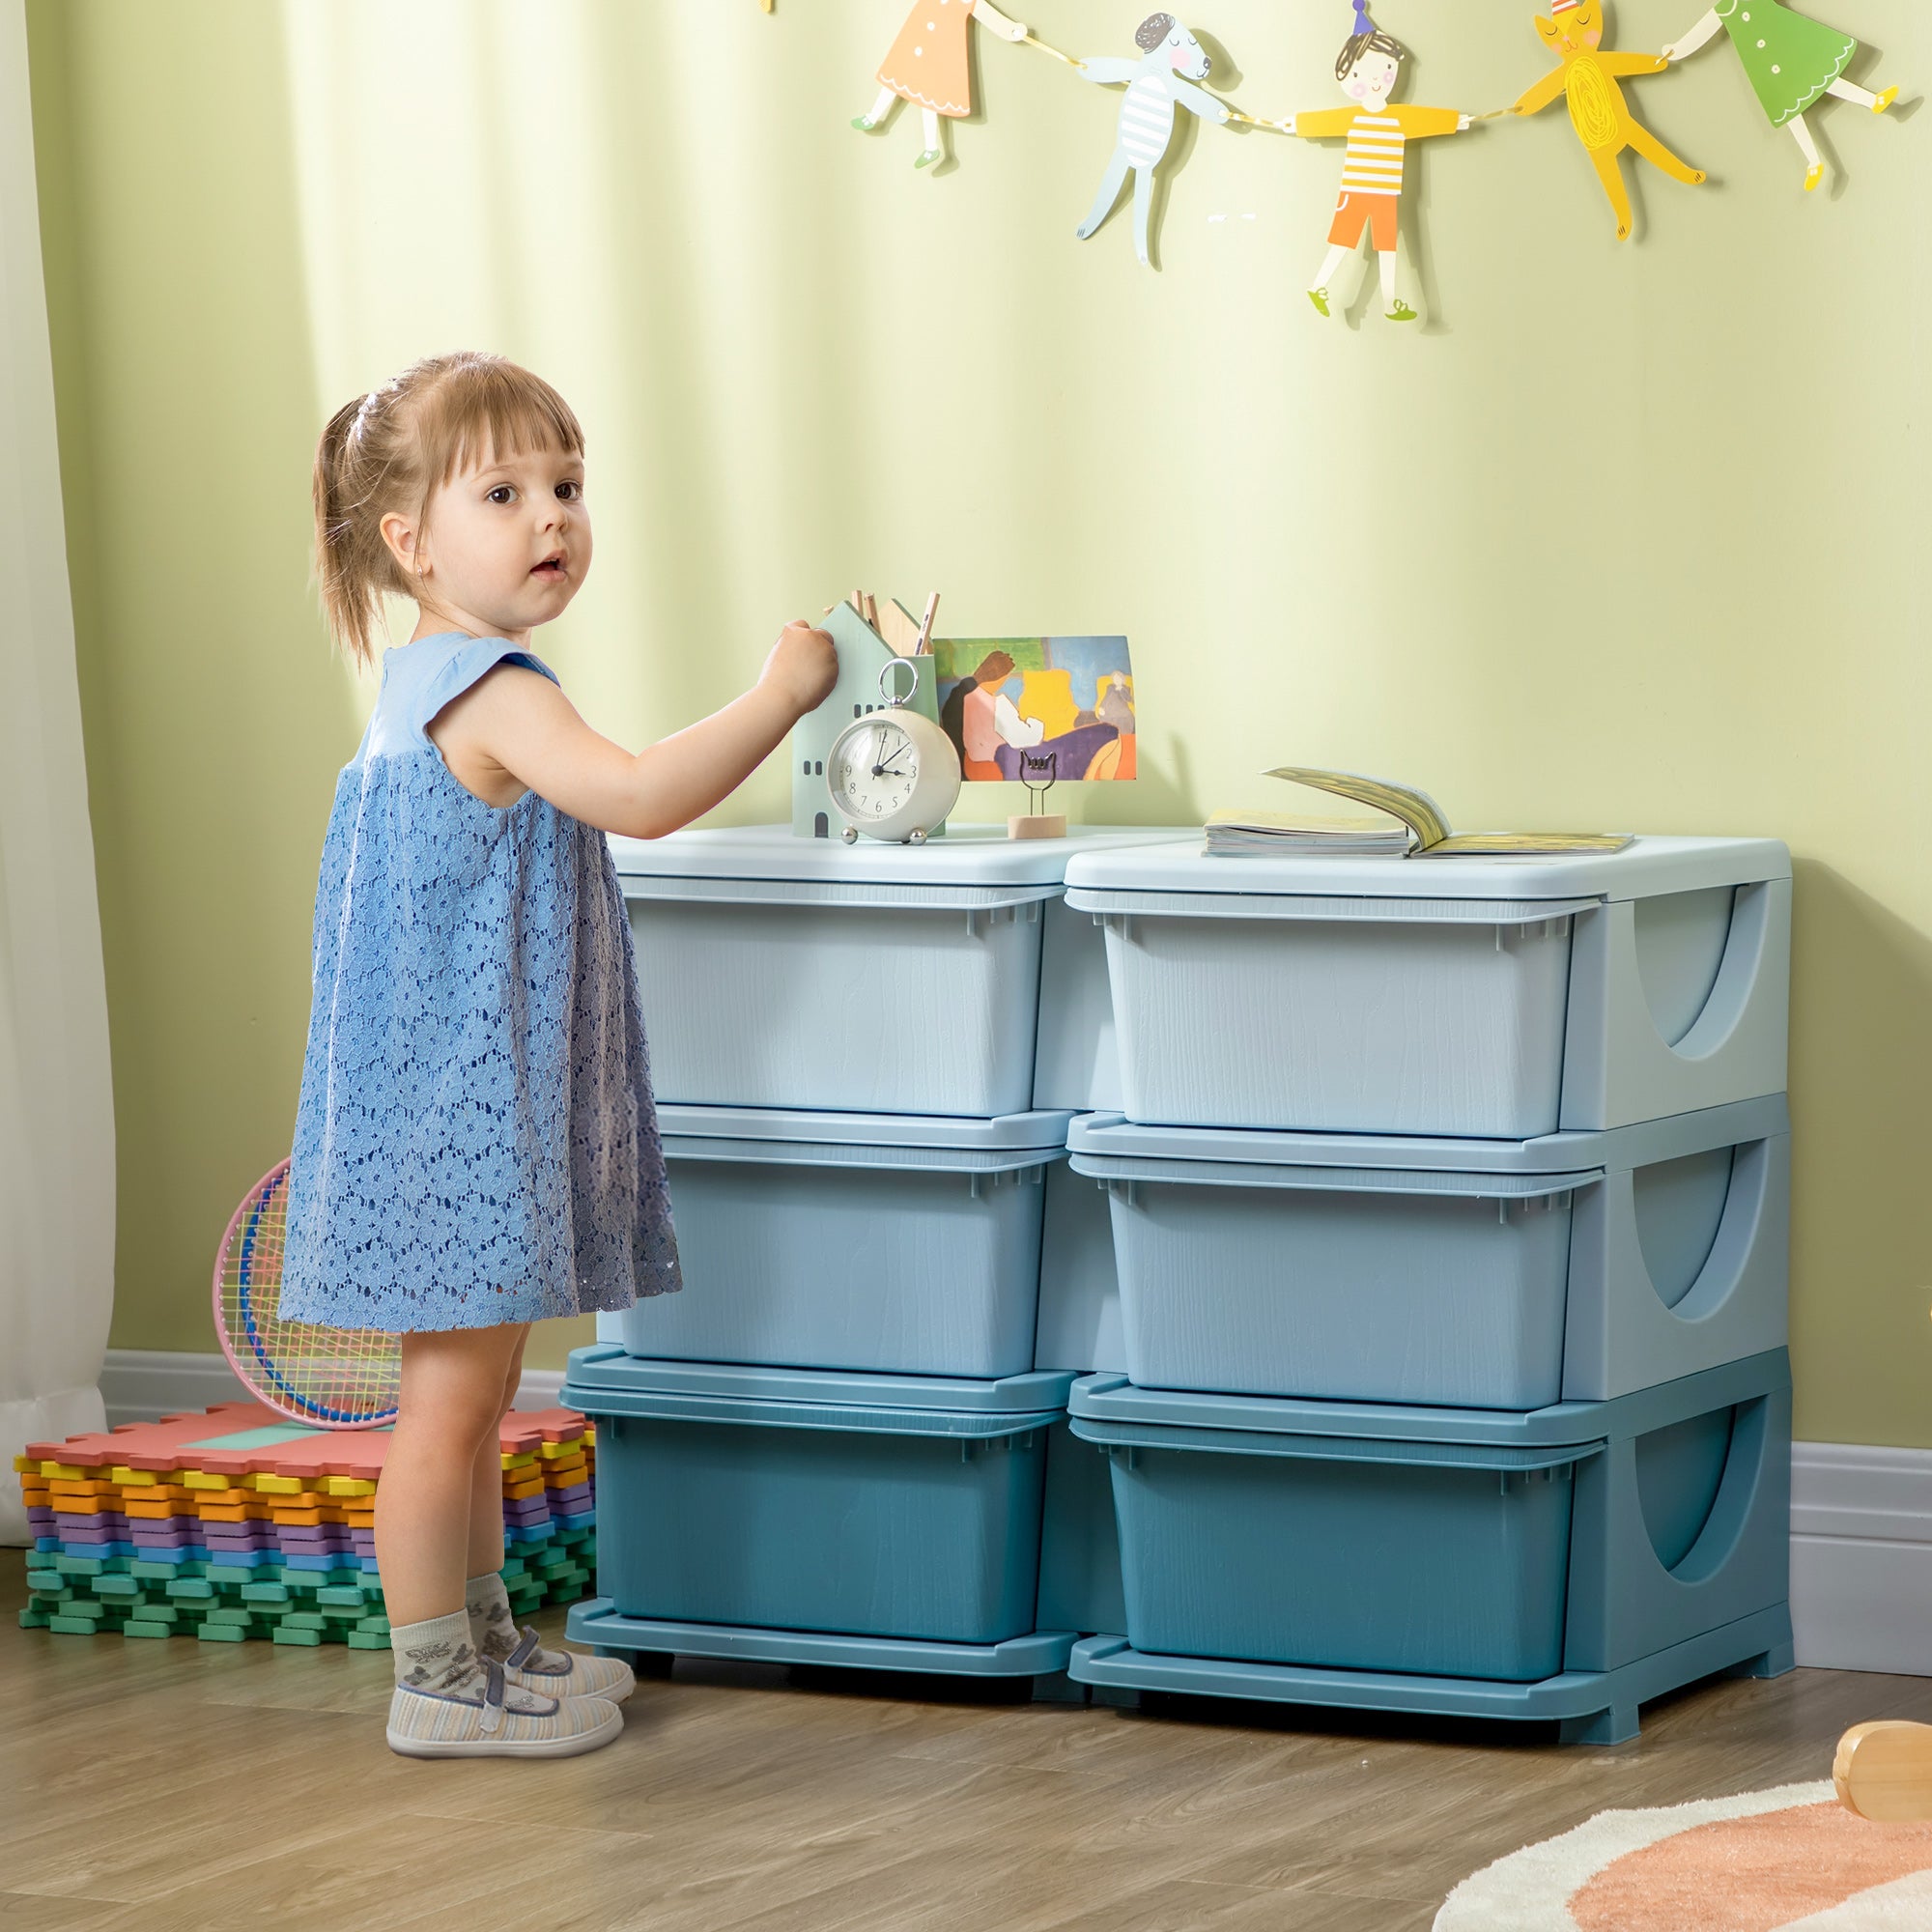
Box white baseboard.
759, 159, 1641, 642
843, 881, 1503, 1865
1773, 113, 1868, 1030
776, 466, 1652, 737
81, 1355, 1932, 1680
98, 1348, 565, 1428
1790, 1441, 1932, 1677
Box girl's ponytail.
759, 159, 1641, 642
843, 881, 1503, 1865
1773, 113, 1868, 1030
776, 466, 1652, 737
313, 393, 383, 668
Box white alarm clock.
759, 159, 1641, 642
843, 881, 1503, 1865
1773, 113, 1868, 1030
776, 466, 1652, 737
826, 659, 962, 845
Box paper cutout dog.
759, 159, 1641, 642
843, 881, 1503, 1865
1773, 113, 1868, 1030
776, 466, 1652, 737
1075, 13, 1231, 267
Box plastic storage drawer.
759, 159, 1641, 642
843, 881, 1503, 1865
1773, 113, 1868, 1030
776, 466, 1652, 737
1067, 1098, 1789, 1407
609, 826, 1179, 1118
603, 1105, 1071, 1378
1062, 837, 1791, 1137
563, 1350, 1070, 1644
1069, 1351, 1790, 1686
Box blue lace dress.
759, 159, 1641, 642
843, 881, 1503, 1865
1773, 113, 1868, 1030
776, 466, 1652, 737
280, 633, 682, 1332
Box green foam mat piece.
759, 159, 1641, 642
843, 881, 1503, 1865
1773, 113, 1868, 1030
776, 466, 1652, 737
242, 1583, 295, 1605
355, 1614, 391, 1635
124, 1621, 178, 1639
346, 1630, 392, 1650
196, 1623, 249, 1642
271, 1626, 323, 1646
54, 1554, 128, 1577
51, 1615, 125, 1634
18, 1604, 52, 1630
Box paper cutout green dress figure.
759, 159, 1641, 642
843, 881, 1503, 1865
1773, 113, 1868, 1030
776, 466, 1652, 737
1663, 2, 1900, 190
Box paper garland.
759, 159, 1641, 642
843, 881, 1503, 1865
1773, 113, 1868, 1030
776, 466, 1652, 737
823, 0, 1907, 280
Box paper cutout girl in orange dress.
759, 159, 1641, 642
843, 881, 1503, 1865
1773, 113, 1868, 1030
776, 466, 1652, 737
854, 0, 1030, 171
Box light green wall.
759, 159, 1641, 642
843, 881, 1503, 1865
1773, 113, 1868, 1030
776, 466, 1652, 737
26, 1, 1930, 1418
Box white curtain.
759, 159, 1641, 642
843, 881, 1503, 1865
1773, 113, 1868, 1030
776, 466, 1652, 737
0, 0, 114, 1545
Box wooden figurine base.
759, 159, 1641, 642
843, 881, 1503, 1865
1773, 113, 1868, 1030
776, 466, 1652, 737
1009, 814, 1067, 841
1836, 1720, 1932, 1821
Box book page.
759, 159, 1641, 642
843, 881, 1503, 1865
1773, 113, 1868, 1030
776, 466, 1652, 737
1419, 832, 1634, 857
1264, 767, 1454, 850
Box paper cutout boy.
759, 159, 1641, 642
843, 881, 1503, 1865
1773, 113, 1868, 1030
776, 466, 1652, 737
1662, 2, 1899, 192
854, 0, 1030, 171
1284, 3, 1471, 322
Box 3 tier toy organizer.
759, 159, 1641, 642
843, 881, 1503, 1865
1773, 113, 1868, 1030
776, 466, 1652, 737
565, 826, 1794, 1745
1057, 834, 1794, 1745
564, 825, 1168, 1688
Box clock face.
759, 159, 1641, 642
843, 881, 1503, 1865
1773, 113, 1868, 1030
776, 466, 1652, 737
831, 718, 922, 824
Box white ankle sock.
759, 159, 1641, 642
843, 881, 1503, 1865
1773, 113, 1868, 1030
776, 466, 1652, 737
392, 1607, 486, 1695
464, 1571, 527, 1664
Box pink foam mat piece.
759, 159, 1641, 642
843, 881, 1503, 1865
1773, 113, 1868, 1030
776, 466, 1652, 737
23, 1403, 589, 1484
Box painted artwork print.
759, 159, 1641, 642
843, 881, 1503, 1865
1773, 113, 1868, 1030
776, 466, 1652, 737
933, 637, 1137, 783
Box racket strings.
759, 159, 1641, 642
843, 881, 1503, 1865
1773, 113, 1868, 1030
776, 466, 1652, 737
215, 1162, 401, 1428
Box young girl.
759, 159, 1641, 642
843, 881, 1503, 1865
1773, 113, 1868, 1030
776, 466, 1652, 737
279, 352, 837, 1758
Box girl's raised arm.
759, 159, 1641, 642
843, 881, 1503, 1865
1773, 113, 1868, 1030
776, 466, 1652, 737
430, 622, 837, 840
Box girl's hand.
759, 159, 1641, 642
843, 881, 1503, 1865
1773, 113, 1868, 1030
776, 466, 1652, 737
759, 620, 838, 720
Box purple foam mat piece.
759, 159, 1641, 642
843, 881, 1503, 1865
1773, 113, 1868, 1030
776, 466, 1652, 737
502, 1503, 554, 1525
54, 1523, 136, 1546
273, 1527, 355, 1547
546, 1481, 593, 1506
552, 1497, 594, 1520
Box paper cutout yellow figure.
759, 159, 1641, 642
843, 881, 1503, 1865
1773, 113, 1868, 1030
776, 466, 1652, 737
853, 0, 1030, 171
1662, 4, 1901, 193
1513, 0, 1706, 240
1285, 3, 1474, 324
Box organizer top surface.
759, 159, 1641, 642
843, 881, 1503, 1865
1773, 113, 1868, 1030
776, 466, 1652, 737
657, 1103, 1076, 1151
1061, 834, 1791, 904
1068, 1350, 1790, 1449
606, 823, 1192, 888
1067, 1095, 1789, 1177
568, 1347, 1076, 1415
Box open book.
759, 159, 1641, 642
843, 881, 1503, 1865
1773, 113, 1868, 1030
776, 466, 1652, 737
1205, 768, 1632, 859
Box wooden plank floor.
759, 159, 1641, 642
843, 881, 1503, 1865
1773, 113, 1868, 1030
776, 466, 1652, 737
7, 1549, 1932, 1932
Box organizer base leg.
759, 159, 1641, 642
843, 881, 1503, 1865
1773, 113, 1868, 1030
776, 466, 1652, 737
1726, 1641, 1796, 1682
1559, 1703, 1640, 1747
1030, 1670, 1089, 1705
595, 1645, 675, 1678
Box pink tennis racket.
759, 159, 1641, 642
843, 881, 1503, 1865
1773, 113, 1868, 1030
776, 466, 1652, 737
213, 1159, 400, 1429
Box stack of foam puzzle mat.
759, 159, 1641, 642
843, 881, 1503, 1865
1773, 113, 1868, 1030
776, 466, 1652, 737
14, 1402, 596, 1647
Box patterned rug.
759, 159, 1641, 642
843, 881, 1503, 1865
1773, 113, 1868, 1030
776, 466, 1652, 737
1435, 1783, 1932, 1930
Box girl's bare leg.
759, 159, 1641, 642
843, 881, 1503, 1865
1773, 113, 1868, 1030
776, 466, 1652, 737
376, 1322, 529, 1631
1826, 76, 1879, 108
468, 1323, 529, 1578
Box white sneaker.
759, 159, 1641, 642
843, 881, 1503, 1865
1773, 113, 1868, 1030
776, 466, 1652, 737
385, 1659, 624, 1759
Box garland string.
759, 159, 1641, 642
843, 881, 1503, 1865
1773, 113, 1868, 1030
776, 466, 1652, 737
1015, 30, 1512, 131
